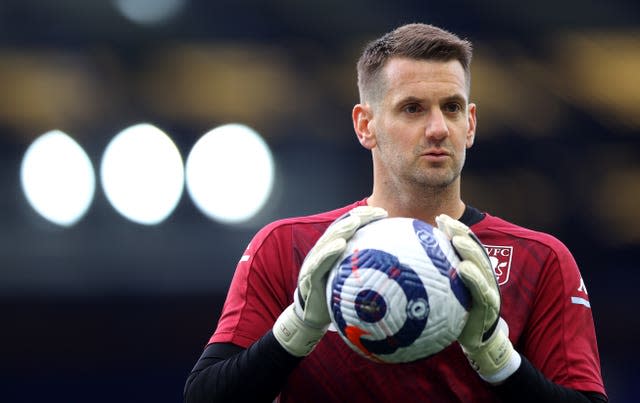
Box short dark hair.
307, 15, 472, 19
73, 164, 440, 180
356, 23, 473, 104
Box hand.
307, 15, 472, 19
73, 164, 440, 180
273, 205, 388, 356
436, 214, 521, 384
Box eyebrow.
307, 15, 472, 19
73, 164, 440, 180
440, 94, 468, 105
394, 93, 468, 107
395, 95, 423, 105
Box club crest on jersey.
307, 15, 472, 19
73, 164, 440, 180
483, 245, 513, 285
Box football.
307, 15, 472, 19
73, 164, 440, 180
326, 217, 471, 363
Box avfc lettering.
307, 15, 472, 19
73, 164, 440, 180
483, 245, 513, 286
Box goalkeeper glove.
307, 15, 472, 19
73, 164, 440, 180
436, 214, 521, 384
273, 206, 388, 357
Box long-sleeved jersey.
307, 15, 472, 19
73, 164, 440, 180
209, 199, 606, 402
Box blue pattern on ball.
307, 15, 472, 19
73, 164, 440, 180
330, 248, 430, 355
413, 220, 471, 310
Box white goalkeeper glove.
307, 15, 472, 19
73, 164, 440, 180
273, 206, 388, 357
436, 214, 521, 384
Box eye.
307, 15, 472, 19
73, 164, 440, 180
403, 103, 422, 114
443, 102, 463, 114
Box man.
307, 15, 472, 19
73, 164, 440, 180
184, 23, 607, 402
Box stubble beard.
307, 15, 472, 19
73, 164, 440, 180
408, 146, 464, 192
408, 164, 460, 192
376, 133, 464, 195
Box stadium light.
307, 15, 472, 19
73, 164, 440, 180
20, 130, 96, 227
185, 124, 275, 224
113, 0, 186, 25
100, 123, 184, 225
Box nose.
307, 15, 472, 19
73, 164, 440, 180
425, 109, 449, 142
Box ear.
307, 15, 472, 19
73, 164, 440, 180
352, 103, 376, 150
466, 102, 477, 148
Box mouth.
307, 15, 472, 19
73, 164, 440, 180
421, 149, 450, 161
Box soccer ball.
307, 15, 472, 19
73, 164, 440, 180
326, 217, 471, 363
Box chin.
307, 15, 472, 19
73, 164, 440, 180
416, 173, 458, 189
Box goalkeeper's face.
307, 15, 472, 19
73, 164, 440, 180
357, 57, 477, 191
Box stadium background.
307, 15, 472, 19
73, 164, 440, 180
1, 1, 638, 401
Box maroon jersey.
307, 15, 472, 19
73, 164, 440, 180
210, 199, 605, 401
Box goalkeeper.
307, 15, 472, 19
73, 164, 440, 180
184, 23, 607, 402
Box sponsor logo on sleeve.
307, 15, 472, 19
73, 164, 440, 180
483, 245, 513, 286
571, 275, 591, 308
239, 243, 251, 263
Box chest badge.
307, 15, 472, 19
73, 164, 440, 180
483, 245, 513, 286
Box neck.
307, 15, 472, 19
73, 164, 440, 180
367, 181, 465, 226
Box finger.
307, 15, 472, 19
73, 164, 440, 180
321, 207, 388, 243
350, 206, 388, 223
304, 238, 346, 274
451, 235, 491, 274
456, 260, 492, 304
457, 261, 500, 320
435, 214, 470, 239
314, 238, 347, 272
317, 217, 360, 245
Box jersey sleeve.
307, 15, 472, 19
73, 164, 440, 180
209, 223, 297, 348
206, 202, 362, 349
521, 238, 606, 396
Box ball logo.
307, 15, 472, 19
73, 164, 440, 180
406, 298, 429, 320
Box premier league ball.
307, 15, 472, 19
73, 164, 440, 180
326, 217, 471, 363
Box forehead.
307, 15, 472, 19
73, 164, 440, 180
381, 57, 468, 102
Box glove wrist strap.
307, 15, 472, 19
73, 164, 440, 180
462, 330, 520, 384
273, 304, 327, 357
480, 349, 521, 384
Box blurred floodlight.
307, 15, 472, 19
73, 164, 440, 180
113, 0, 186, 25
186, 124, 275, 224
20, 130, 96, 227
100, 123, 184, 225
